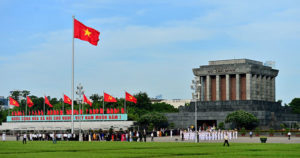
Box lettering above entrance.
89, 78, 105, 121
207, 68, 236, 74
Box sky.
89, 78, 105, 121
0, 0, 299, 104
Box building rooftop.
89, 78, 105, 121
209, 59, 263, 66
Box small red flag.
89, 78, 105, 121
110, 108, 114, 114
45, 96, 53, 107
107, 108, 110, 114
74, 19, 100, 46
27, 96, 34, 107
96, 109, 99, 114
104, 93, 117, 102
64, 95, 72, 105
100, 108, 103, 114
86, 109, 88, 114
9, 97, 20, 107
121, 108, 125, 114
114, 108, 117, 114
125, 92, 137, 104
83, 94, 92, 106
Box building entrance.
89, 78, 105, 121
198, 120, 217, 130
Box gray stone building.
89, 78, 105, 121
165, 59, 300, 129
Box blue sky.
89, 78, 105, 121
0, 0, 299, 104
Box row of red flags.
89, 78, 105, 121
9, 92, 137, 108
11, 108, 126, 116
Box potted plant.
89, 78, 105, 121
255, 127, 260, 136
260, 136, 267, 143
241, 127, 246, 136
269, 128, 274, 136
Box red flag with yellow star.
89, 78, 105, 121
64, 94, 72, 105
125, 92, 137, 103
9, 97, 19, 107
45, 96, 53, 107
104, 93, 117, 102
83, 94, 92, 106
27, 96, 34, 107
74, 19, 100, 46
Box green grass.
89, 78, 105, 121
0, 141, 299, 158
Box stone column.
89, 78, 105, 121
236, 74, 240, 100
261, 75, 266, 101
206, 75, 211, 101
271, 77, 275, 101
216, 75, 220, 101
257, 75, 261, 100
226, 74, 230, 100
200, 76, 205, 101
246, 73, 252, 100
266, 76, 271, 101
251, 74, 257, 100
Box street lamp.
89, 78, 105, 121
191, 76, 201, 143
76, 83, 84, 141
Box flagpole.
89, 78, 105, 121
25, 97, 27, 116
43, 95, 45, 115
124, 91, 126, 114
71, 15, 75, 134
103, 91, 105, 114
62, 94, 64, 115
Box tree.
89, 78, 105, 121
225, 110, 258, 129
138, 112, 169, 130
151, 102, 178, 112
289, 98, 300, 114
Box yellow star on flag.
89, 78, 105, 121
84, 29, 91, 37
129, 96, 133, 99
13, 101, 16, 104
109, 96, 112, 100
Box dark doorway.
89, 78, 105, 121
198, 120, 217, 130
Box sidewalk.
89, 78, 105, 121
1, 135, 300, 143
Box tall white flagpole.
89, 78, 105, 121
43, 94, 45, 115
26, 96, 27, 116
71, 15, 75, 134
103, 91, 105, 114
124, 91, 126, 113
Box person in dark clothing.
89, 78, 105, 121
23, 134, 27, 144
139, 131, 143, 142
223, 134, 229, 147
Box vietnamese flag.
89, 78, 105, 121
45, 96, 53, 107
125, 92, 137, 104
27, 96, 34, 107
104, 93, 117, 102
74, 18, 100, 46
107, 108, 110, 114
83, 94, 92, 106
9, 97, 20, 107
41, 110, 44, 115
100, 108, 103, 114
121, 108, 125, 114
38, 110, 41, 115
114, 108, 118, 114
64, 95, 72, 105
110, 108, 114, 114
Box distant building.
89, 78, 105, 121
151, 99, 191, 108
165, 59, 300, 129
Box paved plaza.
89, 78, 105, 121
1, 135, 300, 144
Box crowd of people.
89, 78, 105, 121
180, 129, 238, 141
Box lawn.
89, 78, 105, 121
0, 141, 299, 158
